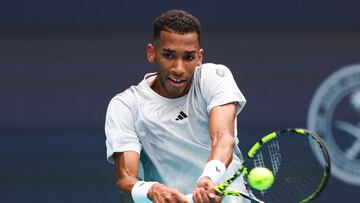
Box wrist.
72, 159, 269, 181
198, 160, 226, 184
131, 181, 158, 203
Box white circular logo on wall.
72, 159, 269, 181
308, 64, 360, 185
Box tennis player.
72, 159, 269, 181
105, 9, 248, 203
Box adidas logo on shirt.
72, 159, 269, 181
175, 111, 188, 121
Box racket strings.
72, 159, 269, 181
251, 131, 328, 203
267, 141, 281, 175
253, 152, 265, 168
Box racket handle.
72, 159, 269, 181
186, 192, 264, 203
185, 193, 193, 203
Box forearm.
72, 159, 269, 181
199, 127, 235, 184
115, 152, 160, 202
208, 132, 235, 166
114, 152, 140, 194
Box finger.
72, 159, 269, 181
199, 187, 211, 203
195, 188, 204, 203
212, 195, 223, 203
173, 191, 188, 203
208, 192, 216, 201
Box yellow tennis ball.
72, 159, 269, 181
247, 167, 274, 190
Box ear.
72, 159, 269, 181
146, 43, 156, 63
197, 48, 204, 66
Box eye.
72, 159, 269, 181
184, 54, 195, 61
162, 52, 174, 59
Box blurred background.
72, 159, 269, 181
1, 0, 360, 202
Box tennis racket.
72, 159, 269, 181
186, 128, 331, 203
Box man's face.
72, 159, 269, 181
147, 30, 203, 98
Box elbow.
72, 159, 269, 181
225, 135, 236, 152
229, 136, 235, 148
212, 131, 235, 149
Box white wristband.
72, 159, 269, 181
198, 160, 226, 184
131, 181, 158, 203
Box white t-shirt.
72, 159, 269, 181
105, 63, 248, 202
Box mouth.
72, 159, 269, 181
168, 77, 186, 87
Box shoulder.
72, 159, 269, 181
195, 63, 234, 86
107, 82, 143, 114
111, 88, 135, 107
197, 63, 232, 79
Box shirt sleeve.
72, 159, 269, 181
200, 63, 246, 114
104, 95, 141, 164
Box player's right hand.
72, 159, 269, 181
147, 183, 189, 203
192, 177, 222, 203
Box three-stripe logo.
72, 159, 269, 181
175, 111, 188, 121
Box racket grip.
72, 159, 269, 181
185, 193, 193, 203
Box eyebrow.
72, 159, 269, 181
161, 48, 197, 54
161, 48, 175, 53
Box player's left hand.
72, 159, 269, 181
192, 177, 222, 203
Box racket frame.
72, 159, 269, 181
214, 128, 331, 203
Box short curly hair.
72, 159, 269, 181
153, 9, 201, 44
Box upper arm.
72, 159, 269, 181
209, 102, 237, 144
199, 64, 246, 165
105, 95, 142, 193
105, 96, 142, 163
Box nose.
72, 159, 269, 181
172, 59, 186, 76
